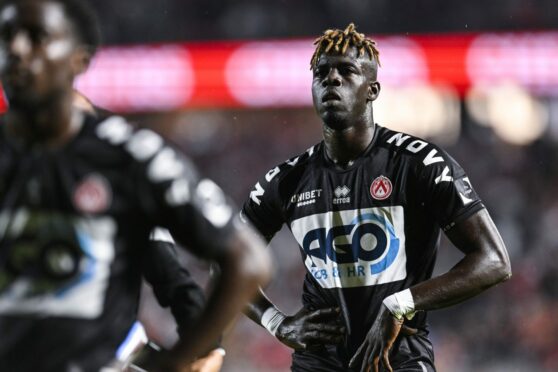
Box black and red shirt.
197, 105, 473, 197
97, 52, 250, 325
242, 124, 484, 363
0, 113, 235, 371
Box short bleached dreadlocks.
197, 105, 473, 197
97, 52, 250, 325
310, 23, 380, 71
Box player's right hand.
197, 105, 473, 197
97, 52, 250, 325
188, 348, 225, 372
275, 307, 346, 350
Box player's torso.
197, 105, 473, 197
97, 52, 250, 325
0, 116, 146, 369
244, 125, 477, 363
278, 133, 438, 293
270, 127, 445, 360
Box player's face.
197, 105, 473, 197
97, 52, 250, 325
311, 47, 380, 129
0, 0, 83, 109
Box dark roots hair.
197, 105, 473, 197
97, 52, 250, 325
310, 23, 380, 70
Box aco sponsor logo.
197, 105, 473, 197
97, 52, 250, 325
301, 213, 400, 267
291, 207, 407, 288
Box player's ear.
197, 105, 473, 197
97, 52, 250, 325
367, 81, 381, 102
71, 46, 92, 76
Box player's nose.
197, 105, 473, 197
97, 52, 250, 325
322, 68, 341, 87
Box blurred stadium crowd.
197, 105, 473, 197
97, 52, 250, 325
89, 0, 557, 43
74, 0, 558, 370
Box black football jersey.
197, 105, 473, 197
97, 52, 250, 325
146, 227, 206, 336
0, 113, 235, 372
242, 124, 484, 362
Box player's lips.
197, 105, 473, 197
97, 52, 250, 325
322, 91, 341, 103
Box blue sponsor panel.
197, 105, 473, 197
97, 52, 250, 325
0, 210, 116, 318
291, 207, 407, 288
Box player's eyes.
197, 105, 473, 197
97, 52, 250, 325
340, 66, 356, 75
313, 66, 329, 78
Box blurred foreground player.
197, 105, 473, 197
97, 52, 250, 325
242, 24, 511, 371
73, 91, 225, 371
73, 90, 225, 372
0, 0, 270, 371
73, 93, 209, 336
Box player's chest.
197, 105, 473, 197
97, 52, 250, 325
284, 160, 415, 221
0, 149, 132, 216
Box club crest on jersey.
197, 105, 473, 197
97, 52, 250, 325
370, 176, 392, 200
73, 174, 112, 214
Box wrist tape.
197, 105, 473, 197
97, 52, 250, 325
382, 289, 416, 320
261, 307, 286, 336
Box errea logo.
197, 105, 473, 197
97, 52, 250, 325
334, 186, 349, 197
333, 186, 350, 205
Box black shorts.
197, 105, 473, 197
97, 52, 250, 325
291, 333, 436, 372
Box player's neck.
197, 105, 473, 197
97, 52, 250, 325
323, 121, 375, 169
5, 95, 84, 148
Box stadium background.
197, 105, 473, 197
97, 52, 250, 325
12, 1, 556, 370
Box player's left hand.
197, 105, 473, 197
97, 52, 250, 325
349, 304, 414, 372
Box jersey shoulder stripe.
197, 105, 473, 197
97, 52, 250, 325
374, 125, 452, 171
255, 142, 321, 191
93, 115, 165, 163
245, 143, 320, 226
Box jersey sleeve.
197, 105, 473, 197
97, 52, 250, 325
126, 127, 237, 259
416, 146, 485, 232
144, 227, 206, 333
241, 166, 285, 242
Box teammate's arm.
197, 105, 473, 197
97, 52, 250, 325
351, 209, 511, 372
126, 134, 272, 371
143, 229, 206, 334
143, 219, 270, 372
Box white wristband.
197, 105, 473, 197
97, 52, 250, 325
382, 289, 416, 320
261, 307, 286, 336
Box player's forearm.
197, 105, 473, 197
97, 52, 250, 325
244, 288, 278, 324
383, 209, 511, 319
238, 217, 283, 327
412, 211, 510, 311
169, 227, 271, 363
410, 249, 510, 311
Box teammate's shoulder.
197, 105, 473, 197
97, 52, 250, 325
89, 114, 136, 145
89, 114, 171, 162
375, 125, 451, 167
